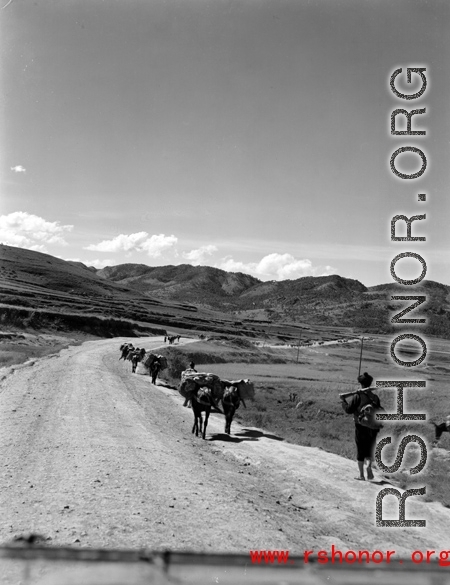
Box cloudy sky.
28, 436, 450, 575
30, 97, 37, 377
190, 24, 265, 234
1, 0, 449, 286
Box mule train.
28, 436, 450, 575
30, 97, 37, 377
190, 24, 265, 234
118, 344, 167, 382
180, 371, 255, 439
118, 344, 255, 439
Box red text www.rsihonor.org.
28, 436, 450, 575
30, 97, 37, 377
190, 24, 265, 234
249, 547, 450, 567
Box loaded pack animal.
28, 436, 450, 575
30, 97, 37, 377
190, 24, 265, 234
180, 372, 254, 438
150, 359, 161, 385
221, 384, 246, 435
191, 384, 213, 440
119, 343, 134, 361
128, 348, 146, 373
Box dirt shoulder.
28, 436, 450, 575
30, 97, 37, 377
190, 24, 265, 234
0, 336, 449, 562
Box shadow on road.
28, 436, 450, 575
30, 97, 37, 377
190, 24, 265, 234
208, 433, 258, 443
370, 479, 396, 486
234, 428, 285, 441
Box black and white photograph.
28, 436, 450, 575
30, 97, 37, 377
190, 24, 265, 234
1, 0, 449, 583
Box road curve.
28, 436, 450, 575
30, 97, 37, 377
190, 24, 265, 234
1, 336, 449, 559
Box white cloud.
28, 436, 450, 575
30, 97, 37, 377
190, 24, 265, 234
86, 232, 148, 253
86, 258, 115, 269
0, 211, 73, 250
182, 245, 218, 265
86, 232, 177, 257
28, 244, 47, 252
217, 253, 336, 281
64, 257, 114, 269
140, 234, 178, 257
11, 165, 26, 173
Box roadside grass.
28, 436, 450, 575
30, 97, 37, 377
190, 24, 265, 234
0, 345, 61, 368
0, 335, 85, 369
159, 339, 292, 366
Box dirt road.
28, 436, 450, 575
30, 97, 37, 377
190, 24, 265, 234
1, 336, 449, 562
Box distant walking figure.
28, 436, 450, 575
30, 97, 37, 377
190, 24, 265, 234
182, 362, 197, 407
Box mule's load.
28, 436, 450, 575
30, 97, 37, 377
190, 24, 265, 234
144, 353, 158, 368
179, 371, 255, 404
221, 379, 255, 401
179, 371, 223, 402
144, 353, 168, 370
158, 355, 168, 371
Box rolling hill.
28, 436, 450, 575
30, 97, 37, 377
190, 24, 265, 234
2, 244, 450, 340
96, 261, 450, 337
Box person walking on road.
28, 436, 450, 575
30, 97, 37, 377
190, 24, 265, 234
340, 372, 381, 481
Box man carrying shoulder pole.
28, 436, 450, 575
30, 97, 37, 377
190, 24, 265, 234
340, 372, 383, 481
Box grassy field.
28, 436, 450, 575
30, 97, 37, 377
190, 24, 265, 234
161, 336, 450, 508
0, 331, 87, 369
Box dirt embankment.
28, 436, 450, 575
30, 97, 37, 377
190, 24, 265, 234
0, 306, 167, 338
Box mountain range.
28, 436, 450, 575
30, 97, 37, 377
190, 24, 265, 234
1, 244, 449, 340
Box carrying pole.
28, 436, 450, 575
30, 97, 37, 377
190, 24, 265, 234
358, 337, 364, 377
339, 386, 377, 400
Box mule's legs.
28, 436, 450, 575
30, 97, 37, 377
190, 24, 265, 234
202, 409, 210, 440
192, 413, 199, 437
192, 407, 202, 437
224, 406, 235, 435
198, 412, 203, 437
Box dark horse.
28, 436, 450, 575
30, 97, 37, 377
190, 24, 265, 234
150, 360, 161, 385
221, 385, 246, 435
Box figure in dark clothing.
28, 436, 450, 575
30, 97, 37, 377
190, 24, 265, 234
150, 360, 161, 385
341, 372, 381, 481
182, 362, 198, 407
432, 416, 450, 446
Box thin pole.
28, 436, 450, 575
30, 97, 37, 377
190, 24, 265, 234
358, 337, 364, 376
296, 330, 301, 364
